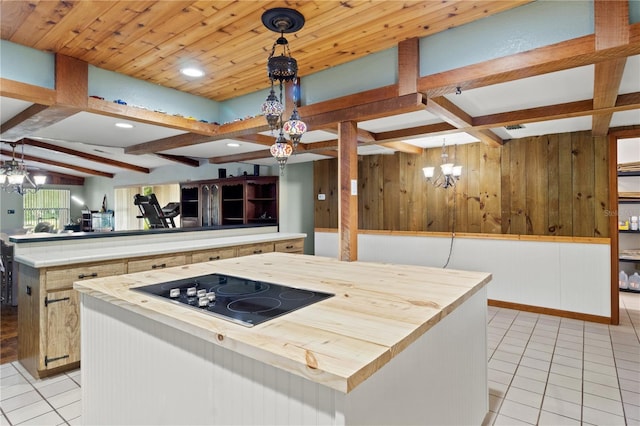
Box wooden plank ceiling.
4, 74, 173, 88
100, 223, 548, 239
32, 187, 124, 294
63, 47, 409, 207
0, 0, 639, 177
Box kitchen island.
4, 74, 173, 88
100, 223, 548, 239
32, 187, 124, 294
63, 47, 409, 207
75, 252, 491, 425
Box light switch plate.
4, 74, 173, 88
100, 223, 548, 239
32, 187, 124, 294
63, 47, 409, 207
317, 193, 326, 200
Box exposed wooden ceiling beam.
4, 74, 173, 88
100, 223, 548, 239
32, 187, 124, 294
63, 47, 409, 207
0, 78, 56, 104
0, 148, 114, 178
419, 25, 640, 97
22, 138, 150, 174
425, 96, 503, 147
209, 150, 271, 164
155, 153, 200, 167
473, 92, 640, 129
592, 0, 629, 136
0, 105, 79, 141
377, 141, 423, 154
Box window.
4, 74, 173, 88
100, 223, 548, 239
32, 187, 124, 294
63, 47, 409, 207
23, 189, 71, 232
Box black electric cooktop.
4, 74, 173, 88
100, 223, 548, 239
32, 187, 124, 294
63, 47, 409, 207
131, 273, 334, 327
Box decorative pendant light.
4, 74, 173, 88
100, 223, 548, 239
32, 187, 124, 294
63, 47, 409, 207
261, 8, 307, 173
0, 142, 46, 195
423, 140, 462, 189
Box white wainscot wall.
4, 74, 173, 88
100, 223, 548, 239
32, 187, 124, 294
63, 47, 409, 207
315, 232, 611, 318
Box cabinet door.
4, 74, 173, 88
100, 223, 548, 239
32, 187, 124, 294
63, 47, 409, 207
127, 254, 187, 274
44, 289, 80, 369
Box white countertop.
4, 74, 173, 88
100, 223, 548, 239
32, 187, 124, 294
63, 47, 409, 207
14, 232, 305, 268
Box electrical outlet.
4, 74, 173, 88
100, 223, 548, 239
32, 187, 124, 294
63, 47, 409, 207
26, 286, 31, 295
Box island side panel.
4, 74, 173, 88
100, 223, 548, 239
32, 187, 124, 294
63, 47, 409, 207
339, 287, 488, 425
80, 295, 340, 425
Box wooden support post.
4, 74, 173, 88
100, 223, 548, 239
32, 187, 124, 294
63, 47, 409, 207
398, 38, 419, 95
55, 54, 88, 108
338, 120, 358, 261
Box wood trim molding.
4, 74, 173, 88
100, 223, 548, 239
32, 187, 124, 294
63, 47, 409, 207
314, 228, 611, 245
488, 299, 611, 324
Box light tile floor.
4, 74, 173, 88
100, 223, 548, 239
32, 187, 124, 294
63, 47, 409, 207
485, 291, 640, 425
0, 293, 638, 425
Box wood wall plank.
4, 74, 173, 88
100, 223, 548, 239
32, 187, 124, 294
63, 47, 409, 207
572, 132, 596, 236
547, 135, 561, 235
558, 133, 574, 236
382, 154, 400, 231
480, 144, 502, 233
525, 136, 548, 234
314, 130, 611, 238
500, 142, 512, 233
593, 135, 610, 237
509, 139, 527, 234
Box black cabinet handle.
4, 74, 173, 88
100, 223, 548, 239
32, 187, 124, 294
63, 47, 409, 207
45, 296, 70, 307
209, 256, 221, 261
152, 263, 166, 269
286, 245, 294, 249
78, 272, 98, 279
253, 249, 263, 254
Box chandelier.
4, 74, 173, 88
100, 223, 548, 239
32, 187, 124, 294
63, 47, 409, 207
260, 8, 307, 174
423, 140, 462, 189
0, 142, 46, 195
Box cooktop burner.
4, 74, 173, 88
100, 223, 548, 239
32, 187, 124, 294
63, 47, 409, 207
131, 273, 333, 327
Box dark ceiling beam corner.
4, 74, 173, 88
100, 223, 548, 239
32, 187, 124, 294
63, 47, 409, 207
23, 138, 150, 174
0, 148, 113, 178
43, 170, 85, 186
155, 153, 200, 167
591, 0, 629, 136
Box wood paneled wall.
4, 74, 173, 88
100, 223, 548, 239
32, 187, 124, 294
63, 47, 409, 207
314, 131, 610, 238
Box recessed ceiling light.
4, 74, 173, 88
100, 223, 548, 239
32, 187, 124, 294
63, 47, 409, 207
181, 67, 205, 77
227, 142, 240, 147
115, 122, 134, 129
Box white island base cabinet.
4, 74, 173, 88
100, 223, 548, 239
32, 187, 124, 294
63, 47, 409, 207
80, 287, 488, 425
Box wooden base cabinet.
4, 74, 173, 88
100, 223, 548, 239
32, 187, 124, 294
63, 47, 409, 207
17, 236, 304, 377
18, 260, 125, 379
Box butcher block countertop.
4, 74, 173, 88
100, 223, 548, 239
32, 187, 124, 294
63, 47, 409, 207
74, 252, 491, 393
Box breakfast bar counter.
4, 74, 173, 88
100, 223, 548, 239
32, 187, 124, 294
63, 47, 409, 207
75, 252, 492, 425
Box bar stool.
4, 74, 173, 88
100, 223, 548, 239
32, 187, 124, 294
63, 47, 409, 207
1, 240, 14, 305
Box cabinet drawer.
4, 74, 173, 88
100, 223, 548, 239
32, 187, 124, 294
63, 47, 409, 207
127, 254, 187, 274
236, 242, 274, 257
46, 261, 125, 291
191, 247, 236, 263
275, 239, 304, 254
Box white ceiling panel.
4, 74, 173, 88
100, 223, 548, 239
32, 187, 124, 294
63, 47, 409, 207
31, 112, 186, 148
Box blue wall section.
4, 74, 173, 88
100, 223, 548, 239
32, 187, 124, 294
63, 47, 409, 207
88, 66, 220, 122
0, 40, 55, 89
301, 48, 397, 104
631, 0, 640, 23
420, 1, 594, 75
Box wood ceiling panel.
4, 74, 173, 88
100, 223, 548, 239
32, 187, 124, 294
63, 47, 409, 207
0, 0, 531, 101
